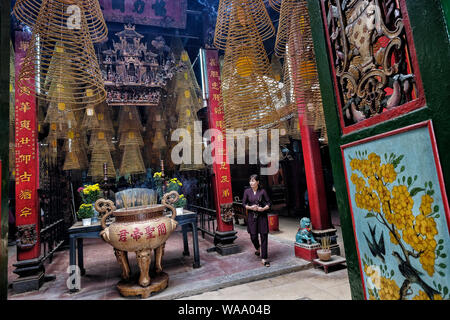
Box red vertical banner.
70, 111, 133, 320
14, 31, 40, 260
205, 49, 234, 232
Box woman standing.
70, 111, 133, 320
242, 174, 271, 267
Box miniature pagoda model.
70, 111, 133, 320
100, 24, 177, 107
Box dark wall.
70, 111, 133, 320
307, 0, 450, 299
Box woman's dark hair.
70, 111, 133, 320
249, 174, 261, 190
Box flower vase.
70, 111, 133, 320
82, 218, 92, 226
176, 207, 184, 215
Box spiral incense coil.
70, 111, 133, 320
275, 0, 327, 143
214, 0, 275, 50
118, 106, 144, 133
88, 142, 116, 180
118, 131, 145, 149
93, 102, 114, 133
88, 129, 115, 151
13, 0, 107, 43
81, 105, 99, 132
220, 4, 281, 132
119, 144, 146, 176
268, 0, 282, 12
18, 2, 106, 106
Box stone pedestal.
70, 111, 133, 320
12, 258, 45, 294
294, 242, 320, 261
213, 230, 239, 256
312, 228, 341, 256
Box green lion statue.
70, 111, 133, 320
295, 217, 317, 244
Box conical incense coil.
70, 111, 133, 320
94, 102, 114, 133
18, 4, 106, 106
276, 0, 327, 140
221, 45, 281, 130
81, 105, 100, 132
118, 106, 143, 133
119, 130, 144, 149
219, 0, 281, 131
88, 142, 116, 179
214, 0, 275, 50
119, 144, 146, 176
88, 129, 115, 151
63, 150, 82, 171
44, 101, 78, 130
13, 0, 107, 43
274, 0, 303, 57
268, 0, 281, 12
152, 129, 167, 150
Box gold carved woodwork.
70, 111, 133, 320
323, 0, 417, 126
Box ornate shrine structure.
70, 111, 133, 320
100, 24, 177, 107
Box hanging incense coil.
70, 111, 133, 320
119, 144, 146, 176
214, 0, 275, 50
18, 2, 106, 106
94, 102, 115, 133
118, 106, 144, 133
13, 0, 107, 43
275, 0, 327, 142
220, 6, 281, 132
88, 129, 115, 151
268, 0, 282, 12
88, 142, 116, 180
81, 105, 99, 132
119, 130, 144, 149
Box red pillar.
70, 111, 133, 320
12, 31, 43, 293
202, 48, 239, 254
298, 115, 331, 230
288, 16, 332, 231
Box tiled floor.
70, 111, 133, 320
7, 214, 351, 300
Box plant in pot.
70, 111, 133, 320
78, 183, 102, 222
173, 194, 187, 215
317, 236, 332, 261
77, 203, 95, 226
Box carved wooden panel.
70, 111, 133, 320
320, 0, 425, 133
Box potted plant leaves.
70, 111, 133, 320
78, 183, 102, 222
174, 194, 187, 215
77, 203, 95, 226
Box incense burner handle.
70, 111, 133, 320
162, 191, 179, 220
95, 199, 116, 229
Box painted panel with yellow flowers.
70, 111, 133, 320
342, 122, 450, 300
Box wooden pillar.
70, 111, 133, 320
200, 48, 238, 255
12, 30, 44, 293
